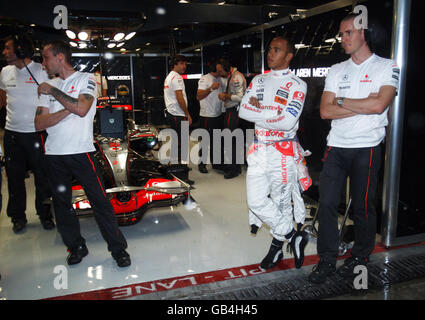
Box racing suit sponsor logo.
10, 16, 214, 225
288, 101, 302, 110
287, 107, 298, 117
274, 96, 287, 105
293, 91, 305, 102
242, 103, 261, 113
392, 68, 400, 74
248, 82, 253, 89
257, 93, 263, 101
25, 76, 36, 84
342, 74, 349, 81
281, 81, 293, 91
88, 80, 96, 87
258, 77, 264, 84
266, 115, 285, 123
281, 154, 287, 184
276, 89, 289, 99
255, 129, 284, 138
256, 88, 264, 93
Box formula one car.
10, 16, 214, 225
72, 105, 190, 226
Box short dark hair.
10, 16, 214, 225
4, 34, 34, 59
216, 58, 231, 72
207, 59, 217, 73
272, 36, 295, 55
43, 40, 72, 65
172, 54, 187, 66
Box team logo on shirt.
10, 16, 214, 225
360, 74, 372, 83
293, 91, 305, 102
67, 85, 77, 94
342, 74, 349, 81
25, 76, 36, 84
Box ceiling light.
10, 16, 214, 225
107, 43, 116, 48
125, 32, 136, 40
218, 1, 226, 5
116, 42, 125, 48
78, 42, 87, 49
69, 41, 78, 47
325, 38, 336, 43
156, 7, 166, 15
66, 30, 76, 39
114, 33, 125, 41
120, 48, 126, 51
30, 24, 36, 27
179, 0, 189, 3
146, 42, 151, 46
136, 48, 141, 51
295, 44, 310, 49
174, 27, 179, 31
78, 31, 89, 41
242, 44, 251, 48
105, 52, 114, 60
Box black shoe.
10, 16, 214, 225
40, 218, 55, 230
12, 219, 27, 233
112, 250, 131, 267
337, 256, 368, 279
198, 164, 208, 174
67, 244, 89, 265
288, 230, 309, 269
260, 240, 284, 270
250, 224, 259, 235
224, 170, 240, 179
308, 260, 336, 284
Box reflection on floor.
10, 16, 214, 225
1, 142, 425, 300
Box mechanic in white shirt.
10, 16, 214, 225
163, 54, 194, 184
196, 60, 224, 173
308, 13, 399, 284
0, 35, 54, 233
35, 40, 130, 268
216, 59, 247, 179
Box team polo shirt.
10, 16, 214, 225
324, 54, 399, 148
164, 70, 187, 117
0, 61, 49, 132
198, 73, 223, 117
38, 71, 98, 155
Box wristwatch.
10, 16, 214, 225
337, 97, 345, 107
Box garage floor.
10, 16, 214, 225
1, 129, 425, 300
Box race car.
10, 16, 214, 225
72, 105, 190, 226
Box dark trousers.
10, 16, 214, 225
4, 130, 51, 222
166, 111, 189, 164
317, 145, 382, 264
199, 115, 222, 166
223, 107, 241, 173
46, 152, 127, 253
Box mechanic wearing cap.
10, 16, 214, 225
196, 60, 225, 174
239, 36, 311, 270
216, 58, 247, 179
35, 40, 130, 267
0, 35, 54, 233
308, 13, 399, 284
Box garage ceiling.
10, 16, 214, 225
1, 0, 340, 54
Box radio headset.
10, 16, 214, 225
13, 34, 40, 85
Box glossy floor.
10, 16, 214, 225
0, 159, 323, 300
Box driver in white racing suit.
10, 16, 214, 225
239, 36, 311, 270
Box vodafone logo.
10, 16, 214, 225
281, 81, 293, 91
25, 76, 36, 84
293, 91, 305, 102
67, 85, 77, 94
360, 74, 372, 83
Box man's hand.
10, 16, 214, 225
219, 92, 230, 101
211, 82, 220, 90
249, 96, 261, 108
37, 82, 53, 96
187, 114, 192, 126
